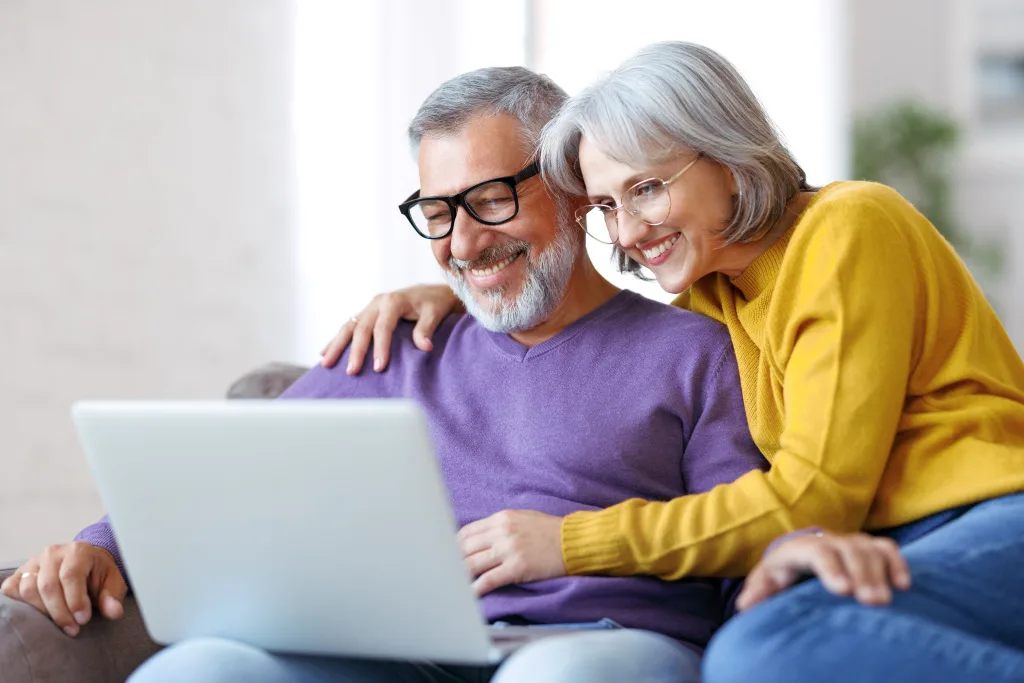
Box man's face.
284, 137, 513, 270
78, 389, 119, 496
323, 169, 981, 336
418, 114, 579, 333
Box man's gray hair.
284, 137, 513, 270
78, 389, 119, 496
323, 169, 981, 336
409, 66, 568, 156
540, 41, 811, 276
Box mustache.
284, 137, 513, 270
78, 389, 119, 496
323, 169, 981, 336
448, 240, 530, 272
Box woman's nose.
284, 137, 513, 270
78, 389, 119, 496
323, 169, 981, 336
614, 210, 650, 249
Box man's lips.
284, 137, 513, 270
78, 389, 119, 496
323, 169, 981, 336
458, 251, 527, 287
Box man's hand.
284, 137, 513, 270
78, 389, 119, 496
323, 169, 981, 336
736, 531, 911, 612
458, 510, 566, 596
0, 542, 127, 637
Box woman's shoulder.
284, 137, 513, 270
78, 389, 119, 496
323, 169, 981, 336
791, 181, 926, 257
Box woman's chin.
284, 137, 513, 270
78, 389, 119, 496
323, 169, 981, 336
652, 268, 695, 296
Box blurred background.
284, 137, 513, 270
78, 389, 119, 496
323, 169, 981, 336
2, 0, 1021, 559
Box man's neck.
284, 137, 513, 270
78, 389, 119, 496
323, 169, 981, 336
509, 256, 620, 348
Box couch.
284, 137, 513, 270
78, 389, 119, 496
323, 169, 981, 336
0, 362, 309, 683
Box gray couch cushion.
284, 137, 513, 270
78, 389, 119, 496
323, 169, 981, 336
226, 362, 309, 399
0, 594, 160, 683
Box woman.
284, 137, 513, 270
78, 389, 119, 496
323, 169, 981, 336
323, 42, 1024, 681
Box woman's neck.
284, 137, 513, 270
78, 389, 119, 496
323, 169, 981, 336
718, 191, 815, 279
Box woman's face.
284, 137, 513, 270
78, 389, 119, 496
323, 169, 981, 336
578, 135, 739, 294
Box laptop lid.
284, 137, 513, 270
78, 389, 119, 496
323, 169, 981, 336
72, 400, 499, 664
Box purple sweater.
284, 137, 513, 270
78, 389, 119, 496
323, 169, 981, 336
77, 290, 765, 649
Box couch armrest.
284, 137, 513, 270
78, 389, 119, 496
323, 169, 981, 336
1, 594, 160, 683
0, 561, 22, 583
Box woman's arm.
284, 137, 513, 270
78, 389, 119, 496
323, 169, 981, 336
320, 284, 462, 374
562, 198, 921, 578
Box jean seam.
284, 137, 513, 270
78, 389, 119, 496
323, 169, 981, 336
773, 599, 1024, 678
908, 535, 1024, 577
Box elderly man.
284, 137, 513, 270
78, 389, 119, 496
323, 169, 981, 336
2, 67, 764, 683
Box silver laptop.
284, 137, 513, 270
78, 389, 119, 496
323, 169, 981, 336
72, 400, 570, 664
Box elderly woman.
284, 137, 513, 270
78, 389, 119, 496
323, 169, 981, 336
323, 42, 1024, 682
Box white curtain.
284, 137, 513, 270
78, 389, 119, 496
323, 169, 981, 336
292, 0, 527, 360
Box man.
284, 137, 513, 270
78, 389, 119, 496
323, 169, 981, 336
2, 67, 764, 683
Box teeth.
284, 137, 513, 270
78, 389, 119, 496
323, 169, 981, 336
470, 253, 518, 277
642, 234, 680, 261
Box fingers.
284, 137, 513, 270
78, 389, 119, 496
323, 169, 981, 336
370, 306, 402, 373
836, 537, 890, 605
0, 562, 31, 598
36, 550, 80, 636
14, 566, 47, 615
806, 543, 852, 597
459, 529, 495, 558
320, 320, 356, 369
875, 537, 912, 590
458, 514, 498, 545
412, 307, 444, 352
465, 548, 502, 579
86, 549, 127, 621
734, 567, 772, 612
472, 562, 518, 597
735, 563, 797, 612
60, 545, 95, 627
346, 318, 375, 375
96, 567, 127, 620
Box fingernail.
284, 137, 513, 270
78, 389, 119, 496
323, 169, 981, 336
63, 625, 79, 637
373, 358, 382, 372
74, 610, 89, 625
346, 364, 355, 375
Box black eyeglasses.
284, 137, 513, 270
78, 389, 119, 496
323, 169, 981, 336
398, 162, 540, 240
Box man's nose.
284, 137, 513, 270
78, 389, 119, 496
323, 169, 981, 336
614, 210, 650, 249
449, 208, 495, 262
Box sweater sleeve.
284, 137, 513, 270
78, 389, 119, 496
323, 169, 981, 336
561, 197, 920, 577
74, 515, 128, 582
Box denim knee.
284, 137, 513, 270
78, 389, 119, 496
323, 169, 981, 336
703, 582, 833, 683
128, 637, 293, 683
493, 630, 701, 683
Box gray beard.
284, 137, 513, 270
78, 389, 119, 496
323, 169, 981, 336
443, 214, 578, 334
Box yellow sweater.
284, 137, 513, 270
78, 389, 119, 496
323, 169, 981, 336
562, 181, 1024, 578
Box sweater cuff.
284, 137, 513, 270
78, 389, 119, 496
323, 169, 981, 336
561, 509, 630, 575
762, 526, 823, 559
73, 516, 129, 586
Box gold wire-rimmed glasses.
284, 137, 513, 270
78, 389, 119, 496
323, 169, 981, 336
575, 155, 701, 244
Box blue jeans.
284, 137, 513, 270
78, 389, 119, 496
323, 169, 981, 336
703, 491, 1024, 683
128, 622, 701, 683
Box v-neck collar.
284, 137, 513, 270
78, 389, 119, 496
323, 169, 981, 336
484, 290, 636, 362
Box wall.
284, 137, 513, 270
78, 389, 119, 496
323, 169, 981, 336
848, 0, 1024, 349
0, 1, 297, 558
292, 0, 528, 357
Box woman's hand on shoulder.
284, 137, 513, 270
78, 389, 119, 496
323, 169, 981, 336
735, 530, 911, 612
321, 284, 462, 374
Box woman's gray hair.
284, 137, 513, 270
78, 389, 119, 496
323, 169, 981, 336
540, 41, 812, 276
409, 66, 568, 157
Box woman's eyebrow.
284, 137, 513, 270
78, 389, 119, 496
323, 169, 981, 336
587, 172, 650, 203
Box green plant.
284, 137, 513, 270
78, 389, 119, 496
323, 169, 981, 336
852, 100, 1005, 276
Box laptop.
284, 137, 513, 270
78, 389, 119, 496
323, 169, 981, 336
72, 400, 573, 664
